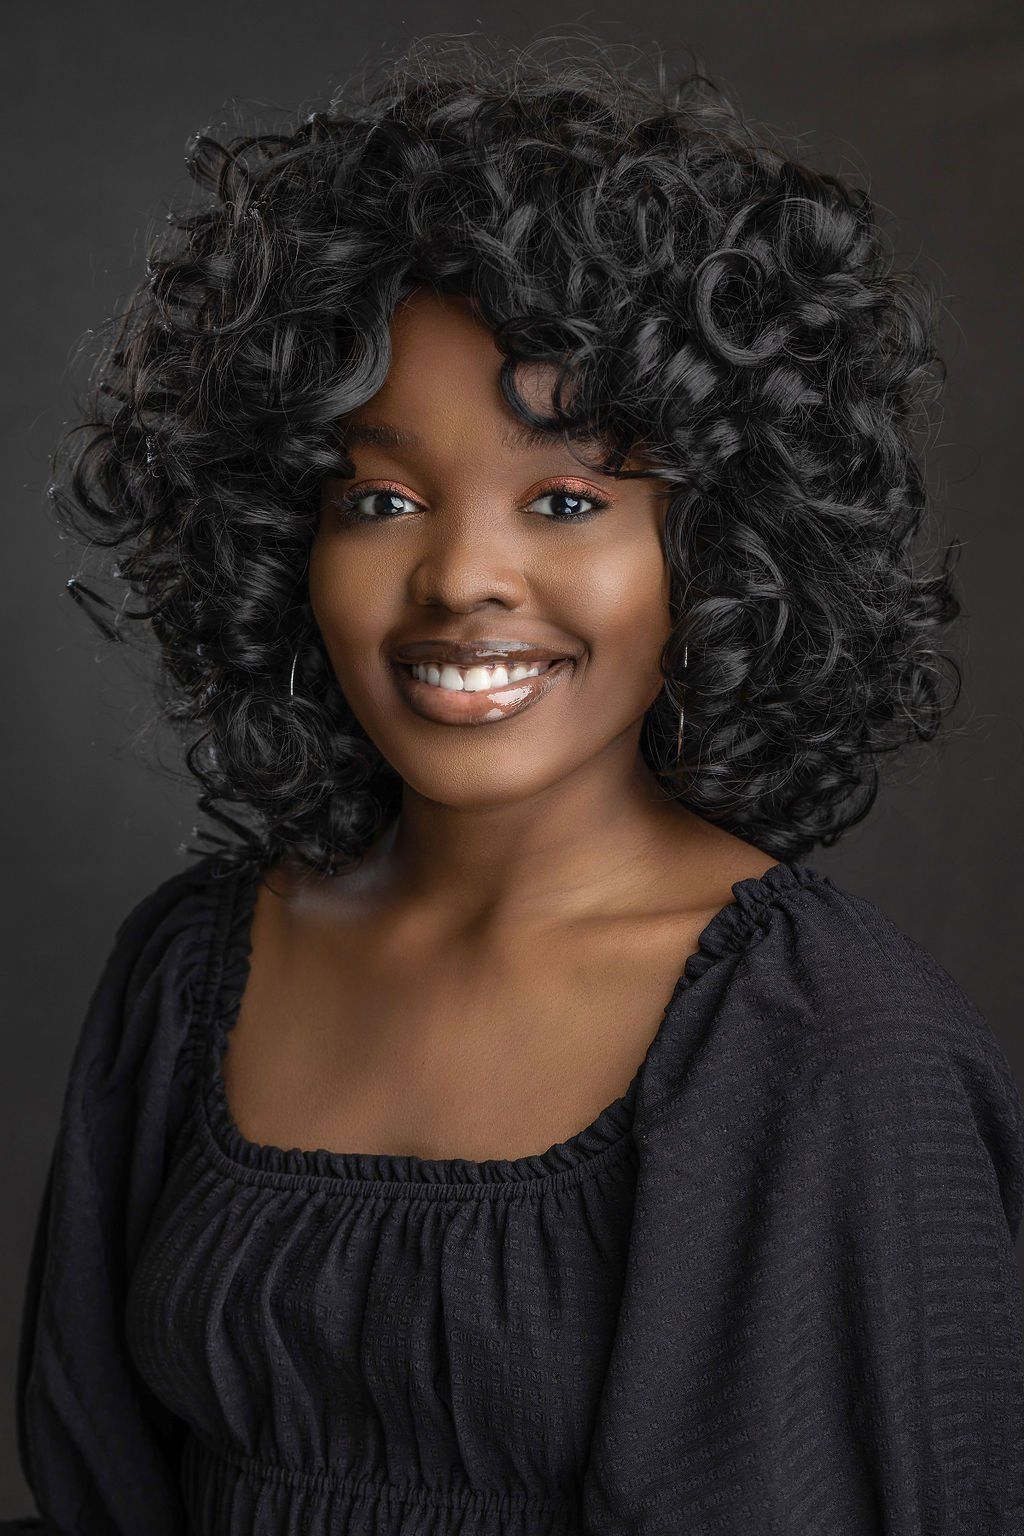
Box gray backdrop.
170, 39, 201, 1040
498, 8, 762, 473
3, 0, 1022, 1510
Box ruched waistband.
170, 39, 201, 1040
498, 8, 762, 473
179, 1431, 584, 1536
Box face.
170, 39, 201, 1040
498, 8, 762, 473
309, 287, 674, 809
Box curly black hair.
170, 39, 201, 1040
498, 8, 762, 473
51, 31, 961, 876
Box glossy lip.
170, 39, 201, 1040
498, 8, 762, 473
389, 655, 574, 725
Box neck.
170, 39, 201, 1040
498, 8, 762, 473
354, 744, 702, 932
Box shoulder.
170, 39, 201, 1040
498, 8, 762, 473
766, 863, 1020, 1094
69, 850, 255, 1093
100, 850, 247, 985
778, 870, 1024, 1170
641, 860, 1024, 1239
724, 859, 994, 1045
648, 858, 1021, 1138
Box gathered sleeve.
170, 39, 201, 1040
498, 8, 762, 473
582, 872, 1024, 1534
6, 855, 231, 1535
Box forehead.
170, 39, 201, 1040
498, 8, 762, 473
383, 288, 562, 408
340, 418, 601, 457
345, 288, 613, 461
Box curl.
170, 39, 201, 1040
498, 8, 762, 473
49, 30, 961, 871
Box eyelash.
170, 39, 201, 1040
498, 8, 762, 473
332, 479, 612, 525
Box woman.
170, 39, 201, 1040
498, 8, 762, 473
11, 33, 1024, 1536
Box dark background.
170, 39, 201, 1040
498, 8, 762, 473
3, 0, 1022, 1510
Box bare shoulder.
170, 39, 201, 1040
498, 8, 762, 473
252, 852, 372, 925
653, 809, 780, 921
695, 817, 780, 888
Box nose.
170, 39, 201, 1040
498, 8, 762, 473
405, 503, 532, 612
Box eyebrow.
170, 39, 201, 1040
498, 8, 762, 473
340, 419, 603, 455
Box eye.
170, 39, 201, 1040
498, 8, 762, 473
332, 483, 419, 522
526, 483, 611, 522
329, 478, 611, 525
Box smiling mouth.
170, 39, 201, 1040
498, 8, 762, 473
389, 655, 573, 725
394, 656, 565, 687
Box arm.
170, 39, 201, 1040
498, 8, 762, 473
11, 863, 218, 1534
583, 971, 1024, 1533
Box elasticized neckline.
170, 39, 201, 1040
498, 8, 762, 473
196, 854, 830, 1195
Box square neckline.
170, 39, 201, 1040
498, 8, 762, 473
195, 853, 799, 1196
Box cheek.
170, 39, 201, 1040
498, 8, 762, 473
305, 536, 407, 721
307, 533, 393, 656
581, 538, 673, 685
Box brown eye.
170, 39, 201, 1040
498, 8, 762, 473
335, 485, 419, 522
526, 485, 610, 522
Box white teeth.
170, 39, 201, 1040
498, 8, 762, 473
439, 660, 466, 691
409, 660, 550, 691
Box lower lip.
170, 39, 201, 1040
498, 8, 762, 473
389, 657, 574, 725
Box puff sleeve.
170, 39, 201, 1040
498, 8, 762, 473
582, 871, 1024, 1534
8, 855, 233, 1535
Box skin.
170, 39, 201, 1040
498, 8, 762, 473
221, 286, 777, 1163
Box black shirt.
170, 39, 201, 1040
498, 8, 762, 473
9, 855, 1024, 1532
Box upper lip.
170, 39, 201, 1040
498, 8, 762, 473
391, 638, 574, 668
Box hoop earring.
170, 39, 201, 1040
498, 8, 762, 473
675, 644, 688, 763
288, 648, 299, 700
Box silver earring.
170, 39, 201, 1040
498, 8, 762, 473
675, 644, 688, 763
288, 649, 299, 700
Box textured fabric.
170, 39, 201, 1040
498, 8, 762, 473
11, 852, 1024, 1534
